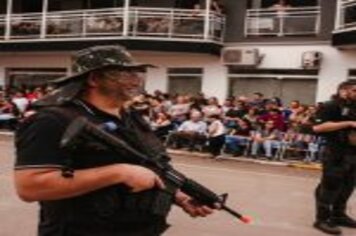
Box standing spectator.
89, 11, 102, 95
210, 0, 225, 14
11, 91, 29, 116
207, 114, 225, 157
0, 97, 19, 130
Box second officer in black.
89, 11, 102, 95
313, 80, 356, 235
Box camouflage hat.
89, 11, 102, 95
35, 45, 155, 107
54, 44, 155, 85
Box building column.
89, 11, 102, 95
123, 0, 130, 37
202, 63, 228, 103
5, 0, 13, 40
40, 0, 49, 38
204, 0, 211, 40
334, 0, 343, 30
0, 67, 6, 87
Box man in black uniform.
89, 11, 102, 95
313, 80, 356, 235
14, 45, 214, 236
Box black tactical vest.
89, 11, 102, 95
37, 102, 174, 236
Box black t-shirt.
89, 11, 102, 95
15, 101, 171, 236
314, 100, 354, 154
225, 108, 247, 119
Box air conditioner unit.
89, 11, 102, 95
221, 48, 261, 66
302, 51, 322, 69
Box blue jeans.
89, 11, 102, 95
225, 135, 250, 154
251, 140, 281, 158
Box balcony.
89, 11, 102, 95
0, 7, 225, 53
245, 6, 321, 37
333, 0, 356, 47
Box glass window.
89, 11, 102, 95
167, 67, 203, 96
228, 69, 318, 105
0, 0, 7, 14
349, 69, 356, 81
6, 68, 67, 88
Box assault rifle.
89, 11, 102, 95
60, 116, 251, 224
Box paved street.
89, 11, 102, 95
1, 136, 356, 236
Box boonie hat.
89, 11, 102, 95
35, 45, 155, 106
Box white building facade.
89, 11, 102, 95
0, 0, 356, 105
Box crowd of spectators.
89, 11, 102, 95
0, 85, 324, 163
0, 85, 53, 130
130, 90, 324, 163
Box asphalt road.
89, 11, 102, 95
1, 137, 356, 236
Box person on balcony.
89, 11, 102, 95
269, 0, 291, 12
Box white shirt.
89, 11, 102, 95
208, 120, 225, 137
12, 97, 29, 113
178, 120, 207, 134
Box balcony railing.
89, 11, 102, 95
245, 6, 320, 37
0, 7, 225, 43
336, 0, 356, 31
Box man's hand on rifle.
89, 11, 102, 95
175, 190, 215, 218
120, 164, 165, 192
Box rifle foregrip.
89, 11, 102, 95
180, 178, 221, 206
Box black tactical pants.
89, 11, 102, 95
315, 151, 356, 221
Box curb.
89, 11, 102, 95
287, 162, 322, 170
167, 149, 321, 170
1, 133, 321, 171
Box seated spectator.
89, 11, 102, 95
202, 97, 222, 118
0, 98, 19, 130
250, 120, 281, 159
169, 95, 191, 126
258, 108, 285, 131
224, 99, 248, 130
242, 107, 260, 130
207, 114, 225, 157
166, 111, 207, 151
277, 122, 319, 161
151, 112, 173, 140
148, 97, 164, 117
224, 119, 253, 156
249, 92, 266, 111
221, 98, 234, 113
289, 104, 309, 125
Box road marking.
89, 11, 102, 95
174, 163, 318, 182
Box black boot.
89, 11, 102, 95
314, 202, 342, 235
331, 205, 356, 228
313, 221, 342, 235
